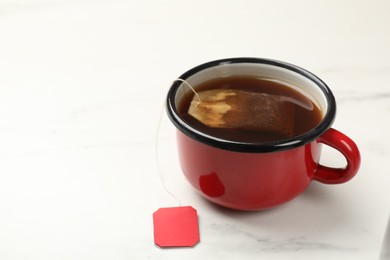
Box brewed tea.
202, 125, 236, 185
178, 76, 322, 143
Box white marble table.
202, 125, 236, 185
0, 0, 389, 259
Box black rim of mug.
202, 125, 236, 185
166, 57, 336, 153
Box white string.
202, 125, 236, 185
173, 78, 201, 105
155, 99, 182, 206
154, 79, 201, 206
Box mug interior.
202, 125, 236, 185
167, 58, 336, 153
175, 63, 327, 115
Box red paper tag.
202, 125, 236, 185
153, 206, 199, 247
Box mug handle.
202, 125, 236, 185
313, 128, 361, 184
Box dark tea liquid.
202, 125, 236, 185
178, 76, 323, 143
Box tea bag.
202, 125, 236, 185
188, 89, 295, 137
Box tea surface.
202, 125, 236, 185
178, 76, 322, 143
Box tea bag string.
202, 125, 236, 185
174, 78, 201, 105
155, 101, 182, 206
155, 79, 201, 206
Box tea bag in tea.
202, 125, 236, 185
188, 89, 295, 137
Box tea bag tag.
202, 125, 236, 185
153, 206, 200, 247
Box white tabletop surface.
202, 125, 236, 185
1, 0, 389, 259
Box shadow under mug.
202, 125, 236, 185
166, 57, 361, 210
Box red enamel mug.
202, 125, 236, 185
166, 58, 361, 210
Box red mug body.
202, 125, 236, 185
167, 58, 361, 210
177, 131, 321, 210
